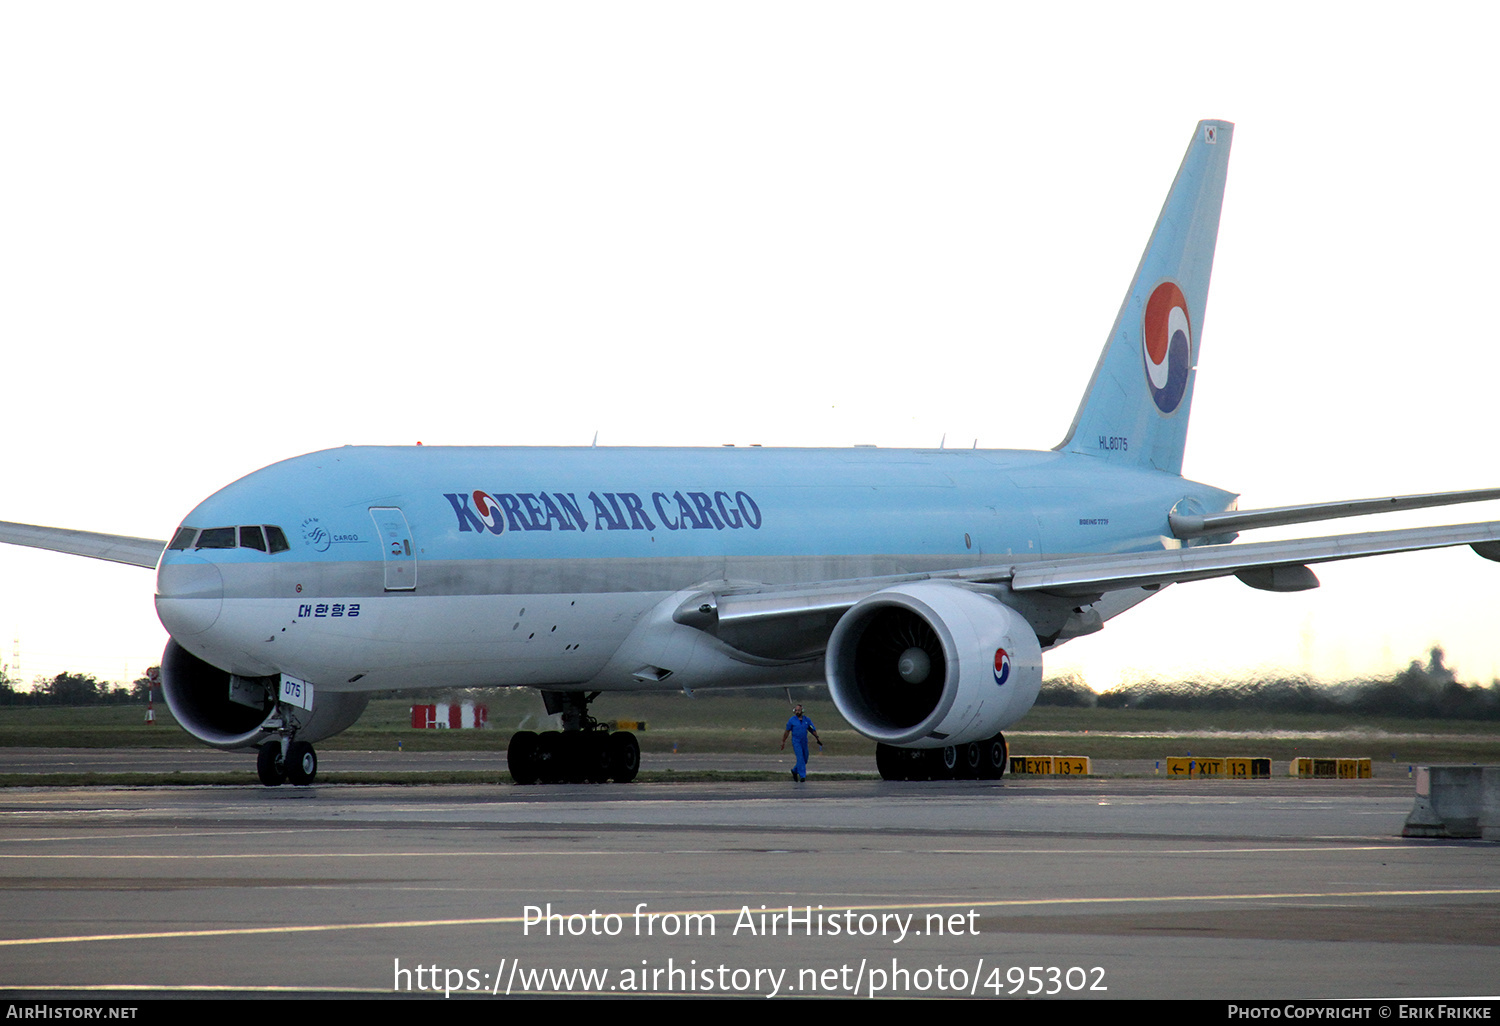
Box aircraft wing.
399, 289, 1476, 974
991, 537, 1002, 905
683, 519, 1500, 656
1006, 520, 1500, 595
0, 521, 166, 569
1169, 486, 1500, 538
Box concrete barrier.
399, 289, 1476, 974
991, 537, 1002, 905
1402, 765, 1500, 840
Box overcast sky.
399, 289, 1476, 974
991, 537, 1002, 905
2, 2, 1497, 692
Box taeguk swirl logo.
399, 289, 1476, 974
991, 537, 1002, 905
1142, 281, 1192, 414
993, 648, 1011, 687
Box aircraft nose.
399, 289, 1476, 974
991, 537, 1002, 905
155, 556, 224, 637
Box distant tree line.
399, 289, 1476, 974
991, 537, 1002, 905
0, 668, 157, 706
6, 647, 1500, 720
1037, 648, 1500, 720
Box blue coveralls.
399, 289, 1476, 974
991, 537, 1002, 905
785, 713, 816, 780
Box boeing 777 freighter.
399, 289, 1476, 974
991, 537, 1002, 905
5, 120, 1499, 785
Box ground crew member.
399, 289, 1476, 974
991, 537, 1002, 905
780, 703, 822, 782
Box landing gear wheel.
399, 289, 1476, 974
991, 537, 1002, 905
875, 743, 905, 781
507, 730, 539, 784
285, 741, 317, 785
583, 733, 612, 783
960, 741, 983, 779
936, 745, 959, 779
256, 742, 285, 787
607, 731, 640, 783
878, 744, 932, 780
979, 732, 1009, 779
558, 732, 588, 783
532, 691, 643, 784
535, 731, 563, 783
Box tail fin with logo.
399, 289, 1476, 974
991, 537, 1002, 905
1056, 119, 1233, 476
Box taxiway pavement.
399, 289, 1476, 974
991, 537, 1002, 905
0, 770, 1494, 1000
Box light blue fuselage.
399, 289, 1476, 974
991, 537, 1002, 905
155, 445, 1235, 695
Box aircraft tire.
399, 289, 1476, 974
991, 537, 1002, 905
935, 745, 959, 780
535, 731, 563, 783
607, 731, 640, 783
558, 732, 589, 783
507, 730, 539, 784
285, 741, 317, 785
583, 733, 612, 783
960, 741, 983, 779
256, 742, 285, 787
978, 732, 1008, 780
875, 743, 906, 781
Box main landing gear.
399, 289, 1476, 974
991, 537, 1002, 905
875, 732, 1007, 781
507, 690, 640, 785
256, 737, 318, 787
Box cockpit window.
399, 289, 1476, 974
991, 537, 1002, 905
174, 524, 292, 553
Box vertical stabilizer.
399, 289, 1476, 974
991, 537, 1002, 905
1056, 120, 1233, 475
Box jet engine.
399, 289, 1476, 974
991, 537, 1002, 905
825, 581, 1042, 748
160, 640, 369, 750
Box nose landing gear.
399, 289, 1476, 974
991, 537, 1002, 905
256, 737, 319, 786
254, 701, 319, 788
286, 740, 318, 784
256, 739, 285, 786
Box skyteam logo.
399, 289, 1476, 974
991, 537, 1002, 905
300, 517, 331, 552
992, 648, 1011, 687
1142, 280, 1192, 414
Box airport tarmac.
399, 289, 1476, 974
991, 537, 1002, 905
0, 765, 1495, 1001
0, 746, 1433, 778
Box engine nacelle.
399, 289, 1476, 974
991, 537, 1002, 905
825, 581, 1042, 748
160, 640, 370, 750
